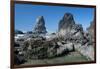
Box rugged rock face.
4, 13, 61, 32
14, 13, 95, 65
87, 21, 95, 41
57, 13, 95, 61
58, 13, 84, 40
58, 13, 75, 31
22, 37, 75, 59
33, 16, 47, 35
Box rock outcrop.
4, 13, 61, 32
58, 13, 84, 40
14, 13, 95, 65
22, 37, 75, 59
58, 13, 75, 31
58, 13, 95, 61
33, 16, 47, 35
87, 21, 95, 42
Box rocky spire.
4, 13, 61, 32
58, 13, 75, 31
58, 13, 83, 39
33, 16, 47, 35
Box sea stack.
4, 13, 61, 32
58, 13, 83, 38
33, 16, 47, 35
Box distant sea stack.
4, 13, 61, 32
15, 30, 24, 34
58, 13, 83, 39
33, 16, 47, 35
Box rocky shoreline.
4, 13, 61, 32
14, 13, 95, 65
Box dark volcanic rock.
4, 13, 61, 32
14, 49, 26, 65
33, 16, 47, 35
